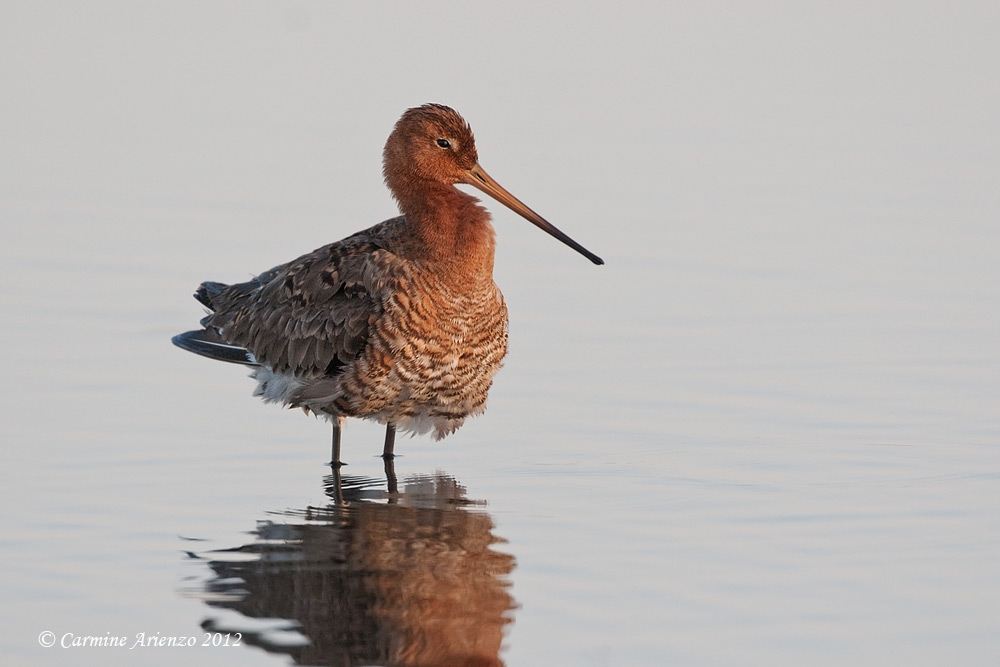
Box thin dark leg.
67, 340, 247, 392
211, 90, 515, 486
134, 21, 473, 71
329, 464, 344, 505
383, 455, 398, 499
382, 422, 396, 460
331, 416, 346, 467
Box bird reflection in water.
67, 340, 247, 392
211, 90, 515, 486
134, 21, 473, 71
183, 463, 517, 666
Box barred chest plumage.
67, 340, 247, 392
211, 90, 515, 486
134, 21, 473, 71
333, 269, 509, 439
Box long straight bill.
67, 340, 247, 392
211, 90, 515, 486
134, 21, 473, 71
463, 164, 604, 265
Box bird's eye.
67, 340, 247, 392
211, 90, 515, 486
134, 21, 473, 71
436, 138, 451, 149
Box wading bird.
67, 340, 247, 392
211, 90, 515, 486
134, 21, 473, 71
173, 104, 602, 465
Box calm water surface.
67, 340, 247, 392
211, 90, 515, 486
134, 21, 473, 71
2, 3, 998, 666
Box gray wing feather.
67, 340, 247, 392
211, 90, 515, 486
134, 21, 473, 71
202, 231, 389, 377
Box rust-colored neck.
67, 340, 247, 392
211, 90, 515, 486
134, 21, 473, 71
390, 176, 497, 282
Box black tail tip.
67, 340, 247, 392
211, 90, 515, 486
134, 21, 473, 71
171, 329, 256, 365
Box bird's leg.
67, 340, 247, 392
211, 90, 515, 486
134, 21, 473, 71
329, 465, 344, 505
382, 422, 396, 460
331, 416, 346, 467
383, 454, 398, 499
